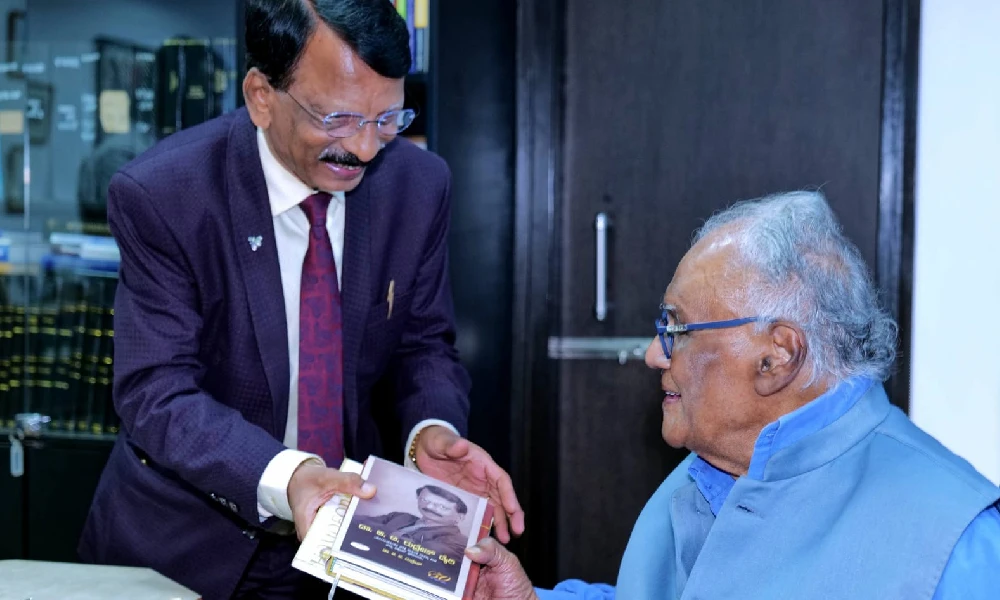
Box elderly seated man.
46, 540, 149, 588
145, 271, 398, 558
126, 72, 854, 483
466, 191, 1000, 599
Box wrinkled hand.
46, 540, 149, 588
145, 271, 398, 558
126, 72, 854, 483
466, 538, 539, 600
415, 426, 525, 543
287, 461, 376, 540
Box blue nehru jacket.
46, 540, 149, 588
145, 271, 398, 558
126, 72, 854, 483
537, 377, 1000, 600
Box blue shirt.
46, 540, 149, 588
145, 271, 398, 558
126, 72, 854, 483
536, 378, 1000, 599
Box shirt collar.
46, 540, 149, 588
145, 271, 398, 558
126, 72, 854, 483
256, 127, 344, 217
688, 376, 875, 515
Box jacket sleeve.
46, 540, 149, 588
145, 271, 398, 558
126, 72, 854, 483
109, 170, 286, 526
387, 167, 472, 440
535, 581, 616, 600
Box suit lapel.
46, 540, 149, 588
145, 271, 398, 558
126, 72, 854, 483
341, 168, 373, 453
225, 109, 291, 435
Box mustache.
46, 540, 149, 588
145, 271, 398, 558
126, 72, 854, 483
319, 150, 370, 168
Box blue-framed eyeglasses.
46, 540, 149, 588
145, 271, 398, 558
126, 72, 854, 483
283, 90, 417, 138
655, 304, 760, 359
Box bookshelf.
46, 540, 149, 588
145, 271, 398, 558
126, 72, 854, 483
0, 0, 245, 562
398, 0, 436, 151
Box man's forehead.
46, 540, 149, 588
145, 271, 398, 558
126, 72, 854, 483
664, 243, 741, 315
296, 26, 405, 107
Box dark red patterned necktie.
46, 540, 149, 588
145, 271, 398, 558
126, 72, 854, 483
297, 192, 345, 468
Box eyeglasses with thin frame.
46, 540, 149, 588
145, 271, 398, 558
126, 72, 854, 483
283, 90, 417, 139
655, 303, 760, 359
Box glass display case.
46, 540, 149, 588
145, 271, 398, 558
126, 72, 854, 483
0, 0, 246, 562
0, 0, 245, 442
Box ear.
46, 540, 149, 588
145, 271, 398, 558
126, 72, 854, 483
753, 322, 806, 396
243, 68, 274, 129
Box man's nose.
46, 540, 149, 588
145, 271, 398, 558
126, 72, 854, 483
341, 125, 382, 163
645, 337, 671, 369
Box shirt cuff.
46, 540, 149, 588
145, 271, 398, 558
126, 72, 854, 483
404, 419, 460, 471
256, 449, 324, 522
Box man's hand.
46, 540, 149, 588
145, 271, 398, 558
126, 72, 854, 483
287, 461, 376, 540
414, 426, 525, 543
466, 538, 539, 600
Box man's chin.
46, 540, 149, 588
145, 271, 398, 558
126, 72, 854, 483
660, 423, 687, 449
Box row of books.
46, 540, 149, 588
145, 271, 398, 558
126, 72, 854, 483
0, 254, 119, 437
393, 0, 431, 73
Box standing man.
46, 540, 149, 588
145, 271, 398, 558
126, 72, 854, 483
78, 1, 523, 598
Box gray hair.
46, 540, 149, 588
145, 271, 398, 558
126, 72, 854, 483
693, 190, 898, 383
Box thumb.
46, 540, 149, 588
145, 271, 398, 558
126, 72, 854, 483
444, 436, 471, 459
465, 537, 508, 568
323, 471, 377, 499
424, 428, 464, 458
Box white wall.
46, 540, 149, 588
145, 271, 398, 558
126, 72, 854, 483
910, 0, 1000, 484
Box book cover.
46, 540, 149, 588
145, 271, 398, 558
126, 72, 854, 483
294, 456, 493, 600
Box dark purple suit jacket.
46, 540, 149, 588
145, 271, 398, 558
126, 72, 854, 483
78, 108, 471, 599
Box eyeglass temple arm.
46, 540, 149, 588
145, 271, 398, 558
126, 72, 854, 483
683, 317, 759, 331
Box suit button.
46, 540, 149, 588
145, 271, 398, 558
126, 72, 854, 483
242, 529, 257, 540
209, 492, 217, 500
229, 501, 238, 513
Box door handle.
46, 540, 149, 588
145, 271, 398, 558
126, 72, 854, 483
9, 413, 49, 477
594, 212, 611, 321
548, 336, 651, 365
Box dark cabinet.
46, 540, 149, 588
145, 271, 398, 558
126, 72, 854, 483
2, 435, 112, 560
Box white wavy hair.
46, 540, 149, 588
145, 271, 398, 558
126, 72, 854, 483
692, 190, 898, 384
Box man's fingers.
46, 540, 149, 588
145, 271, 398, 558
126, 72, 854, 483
480, 462, 525, 540
491, 470, 525, 537
510, 509, 526, 537
296, 512, 315, 541
492, 503, 511, 544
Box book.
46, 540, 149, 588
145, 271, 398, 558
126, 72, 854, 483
293, 456, 494, 600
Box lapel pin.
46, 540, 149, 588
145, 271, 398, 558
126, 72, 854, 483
247, 235, 263, 252
387, 279, 395, 320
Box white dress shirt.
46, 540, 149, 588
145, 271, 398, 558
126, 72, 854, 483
254, 128, 457, 522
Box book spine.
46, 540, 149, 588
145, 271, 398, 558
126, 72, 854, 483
461, 504, 495, 599
414, 0, 429, 73
0, 275, 10, 429
408, 0, 417, 72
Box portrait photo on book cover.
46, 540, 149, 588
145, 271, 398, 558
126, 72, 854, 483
339, 458, 483, 592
